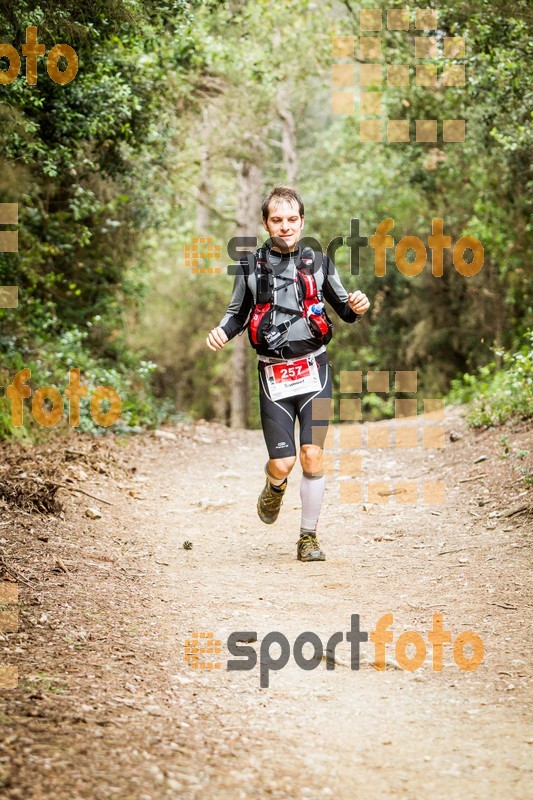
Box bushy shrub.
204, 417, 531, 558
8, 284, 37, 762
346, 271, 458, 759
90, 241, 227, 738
449, 331, 533, 427
0, 324, 173, 440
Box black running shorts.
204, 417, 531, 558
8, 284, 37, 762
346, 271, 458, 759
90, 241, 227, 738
257, 351, 332, 459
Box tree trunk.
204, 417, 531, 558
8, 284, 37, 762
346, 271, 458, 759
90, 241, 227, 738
277, 89, 298, 184
196, 110, 211, 234
230, 160, 262, 429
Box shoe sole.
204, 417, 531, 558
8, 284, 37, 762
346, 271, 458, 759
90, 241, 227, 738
257, 483, 285, 524
256, 502, 279, 525
298, 553, 326, 562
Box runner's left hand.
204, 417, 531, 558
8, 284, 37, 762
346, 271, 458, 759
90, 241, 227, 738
348, 291, 370, 315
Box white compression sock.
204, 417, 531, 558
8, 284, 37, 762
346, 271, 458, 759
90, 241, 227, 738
300, 471, 326, 532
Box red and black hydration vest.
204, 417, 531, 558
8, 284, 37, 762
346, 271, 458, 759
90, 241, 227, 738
248, 246, 332, 351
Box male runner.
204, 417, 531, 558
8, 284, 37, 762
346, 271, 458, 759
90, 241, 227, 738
206, 186, 370, 562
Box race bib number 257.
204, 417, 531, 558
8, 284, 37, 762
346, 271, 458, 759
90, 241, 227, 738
265, 355, 321, 400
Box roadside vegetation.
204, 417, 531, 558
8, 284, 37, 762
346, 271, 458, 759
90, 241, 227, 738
1, 0, 531, 439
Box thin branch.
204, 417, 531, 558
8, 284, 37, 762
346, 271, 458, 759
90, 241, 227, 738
342, 0, 356, 19
193, 194, 238, 226
16, 476, 114, 507
46, 481, 115, 507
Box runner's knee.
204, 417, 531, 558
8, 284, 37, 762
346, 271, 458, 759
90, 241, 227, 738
299, 444, 324, 476
267, 456, 296, 479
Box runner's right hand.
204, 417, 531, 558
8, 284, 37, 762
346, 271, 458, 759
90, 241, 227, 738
206, 326, 229, 351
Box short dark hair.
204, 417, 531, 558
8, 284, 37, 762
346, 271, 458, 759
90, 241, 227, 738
261, 186, 304, 220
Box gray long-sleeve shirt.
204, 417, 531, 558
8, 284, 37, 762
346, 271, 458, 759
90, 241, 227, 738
218, 244, 362, 359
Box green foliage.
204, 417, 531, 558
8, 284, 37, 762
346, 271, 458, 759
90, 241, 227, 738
449, 331, 533, 427
0, 323, 171, 438
1, 0, 531, 432
0, 0, 204, 439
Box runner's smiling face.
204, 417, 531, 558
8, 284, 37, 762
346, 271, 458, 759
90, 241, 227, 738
262, 199, 304, 253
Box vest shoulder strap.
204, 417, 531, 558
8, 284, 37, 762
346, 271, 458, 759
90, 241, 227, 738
251, 246, 327, 301
298, 248, 328, 299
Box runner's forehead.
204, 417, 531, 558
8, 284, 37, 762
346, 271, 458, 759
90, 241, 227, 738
267, 199, 302, 218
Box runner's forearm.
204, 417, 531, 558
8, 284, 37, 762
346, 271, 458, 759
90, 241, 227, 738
218, 269, 254, 339
322, 259, 362, 323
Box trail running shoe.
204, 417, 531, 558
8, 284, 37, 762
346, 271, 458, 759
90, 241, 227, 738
297, 533, 326, 562
257, 477, 287, 524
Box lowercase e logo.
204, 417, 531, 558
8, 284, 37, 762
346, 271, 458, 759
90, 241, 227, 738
0, 203, 18, 308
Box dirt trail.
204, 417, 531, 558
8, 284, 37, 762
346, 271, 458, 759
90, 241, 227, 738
0, 407, 531, 799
